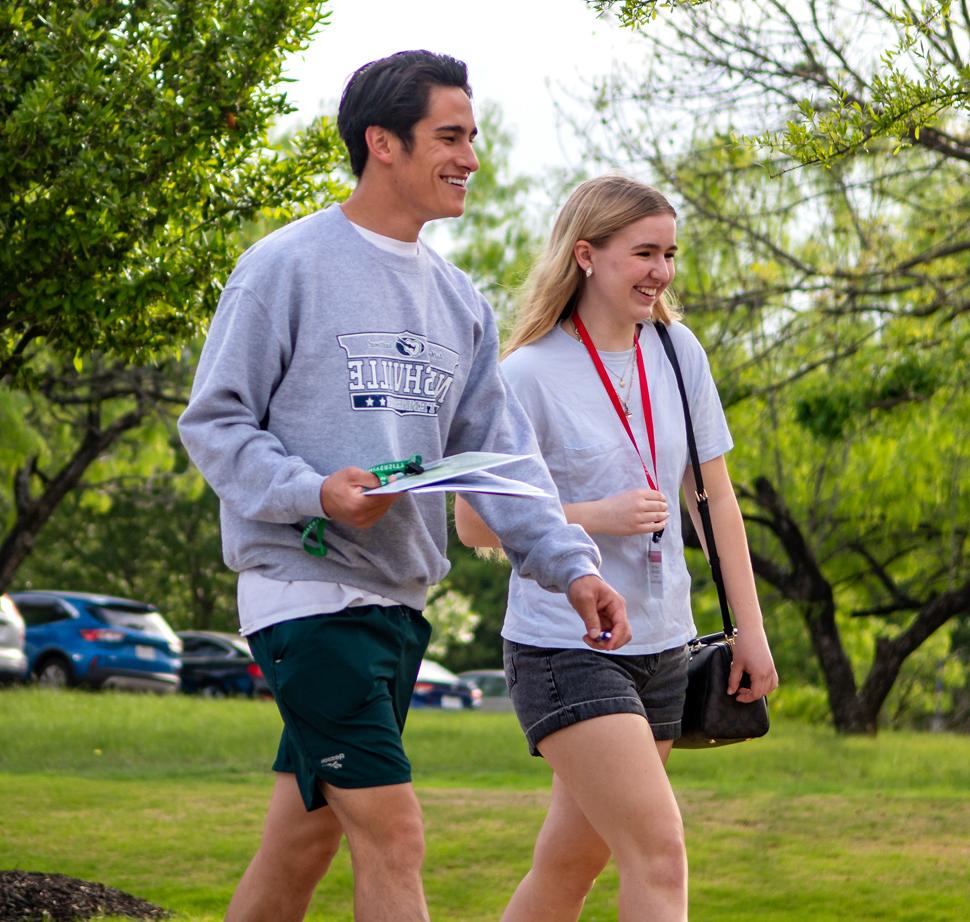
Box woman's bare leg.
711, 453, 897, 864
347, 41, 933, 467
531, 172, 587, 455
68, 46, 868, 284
501, 773, 611, 922
504, 714, 686, 922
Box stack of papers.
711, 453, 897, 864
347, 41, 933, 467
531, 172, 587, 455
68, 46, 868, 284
365, 452, 551, 498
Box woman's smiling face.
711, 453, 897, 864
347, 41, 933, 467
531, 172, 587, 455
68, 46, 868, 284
581, 214, 678, 325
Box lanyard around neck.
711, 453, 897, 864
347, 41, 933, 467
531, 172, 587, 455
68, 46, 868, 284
572, 313, 659, 492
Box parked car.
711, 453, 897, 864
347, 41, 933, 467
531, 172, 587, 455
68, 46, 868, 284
11, 590, 182, 693
411, 659, 481, 710
0, 593, 28, 684
177, 630, 270, 698
458, 668, 513, 712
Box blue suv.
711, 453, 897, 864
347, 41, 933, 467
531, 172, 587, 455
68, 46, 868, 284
11, 590, 182, 693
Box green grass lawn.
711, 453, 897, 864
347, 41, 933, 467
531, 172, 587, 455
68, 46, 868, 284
1, 688, 968, 920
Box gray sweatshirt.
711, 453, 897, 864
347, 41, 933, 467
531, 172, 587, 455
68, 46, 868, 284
178, 205, 600, 610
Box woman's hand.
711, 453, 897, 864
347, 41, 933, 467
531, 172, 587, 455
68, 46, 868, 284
728, 628, 779, 703
569, 488, 669, 537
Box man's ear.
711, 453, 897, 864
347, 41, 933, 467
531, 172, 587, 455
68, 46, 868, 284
364, 125, 395, 166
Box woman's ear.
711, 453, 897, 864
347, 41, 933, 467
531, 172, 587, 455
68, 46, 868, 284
573, 240, 593, 274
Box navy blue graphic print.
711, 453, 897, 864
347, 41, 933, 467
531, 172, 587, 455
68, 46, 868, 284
337, 330, 461, 417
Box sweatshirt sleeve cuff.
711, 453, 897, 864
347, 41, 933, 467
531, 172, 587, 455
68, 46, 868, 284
560, 552, 602, 589
295, 472, 327, 519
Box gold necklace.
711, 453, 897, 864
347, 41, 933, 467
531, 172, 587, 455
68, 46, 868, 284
611, 358, 636, 416
569, 317, 637, 416
603, 343, 636, 389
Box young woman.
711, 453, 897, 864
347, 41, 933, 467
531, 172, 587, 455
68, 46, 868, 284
455, 175, 778, 922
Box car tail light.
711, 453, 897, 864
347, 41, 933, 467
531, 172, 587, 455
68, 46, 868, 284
246, 662, 263, 679
413, 682, 434, 694
79, 628, 125, 643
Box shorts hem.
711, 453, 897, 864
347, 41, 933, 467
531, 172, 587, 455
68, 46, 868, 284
318, 774, 414, 790
650, 719, 683, 741
525, 696, 646, 757
273, 766, 414, 811
271, 766, 413, 787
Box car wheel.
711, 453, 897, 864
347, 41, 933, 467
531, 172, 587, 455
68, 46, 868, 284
36, 656, 72, 689
200, 684, 227, 699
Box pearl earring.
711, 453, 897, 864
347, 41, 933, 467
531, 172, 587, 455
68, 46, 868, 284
585, 266, 593, 278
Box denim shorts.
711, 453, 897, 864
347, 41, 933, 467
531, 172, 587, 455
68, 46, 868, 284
248, 605, 431, 811
503, 640, 690, 756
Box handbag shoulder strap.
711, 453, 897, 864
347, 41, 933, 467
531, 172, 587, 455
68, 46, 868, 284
653, 321, 735, 638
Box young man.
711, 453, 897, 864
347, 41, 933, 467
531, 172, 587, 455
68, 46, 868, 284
178, 51, 630, 922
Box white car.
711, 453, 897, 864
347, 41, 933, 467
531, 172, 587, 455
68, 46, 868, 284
411, 659, 481, 710
0, 593, 28, 683
459, 669, 514, 712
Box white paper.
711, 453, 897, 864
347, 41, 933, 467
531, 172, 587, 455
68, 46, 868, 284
406, 470, 551, 497
365, 451, 550, 497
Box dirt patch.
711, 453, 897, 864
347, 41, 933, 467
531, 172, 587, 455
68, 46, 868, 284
0, 871, 169, 921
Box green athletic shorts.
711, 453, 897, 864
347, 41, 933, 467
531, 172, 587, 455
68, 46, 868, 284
247, 604, 431, 812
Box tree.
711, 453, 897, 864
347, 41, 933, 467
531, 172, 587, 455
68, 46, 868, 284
587, 0, 970, 167
14, 450, 238, 630
1, 0, 346, 384
588, 0, 709, 26
0, 1, 349, 591
575, 0, 969, 732
0, 353, 190, 593
423, 584, 481, 661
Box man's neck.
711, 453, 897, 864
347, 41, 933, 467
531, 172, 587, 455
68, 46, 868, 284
341, 187, 423, 242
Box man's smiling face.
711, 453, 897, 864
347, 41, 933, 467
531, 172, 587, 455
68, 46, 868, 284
389, 85, 479, 226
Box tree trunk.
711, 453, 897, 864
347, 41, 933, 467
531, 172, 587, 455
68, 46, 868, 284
0, 408, 147, 594
850, 578, 970, 730
742, 476, 966, 735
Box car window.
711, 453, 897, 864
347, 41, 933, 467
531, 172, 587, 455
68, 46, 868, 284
95, 606, 179, 646
479, 676, 509, 695
16, 601, 69, 626
185, 640, 230, 657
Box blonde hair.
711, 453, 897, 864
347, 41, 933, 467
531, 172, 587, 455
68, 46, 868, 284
504, 175, 681, 356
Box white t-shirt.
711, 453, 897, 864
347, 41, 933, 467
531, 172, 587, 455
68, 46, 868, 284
236, 220, 417, 635
500, 321, 733, 655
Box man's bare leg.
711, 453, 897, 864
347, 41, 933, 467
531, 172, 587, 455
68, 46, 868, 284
226, 772, 343, 922
324, 781, 430, 922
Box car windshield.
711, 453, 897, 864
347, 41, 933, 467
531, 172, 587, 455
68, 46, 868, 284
1, 594, 21, 622
417, 660, 460, 683
227, 637, 251, 657
95, 606, 179, 646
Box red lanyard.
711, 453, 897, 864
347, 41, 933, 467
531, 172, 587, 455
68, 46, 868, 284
572, 313, 659, 492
